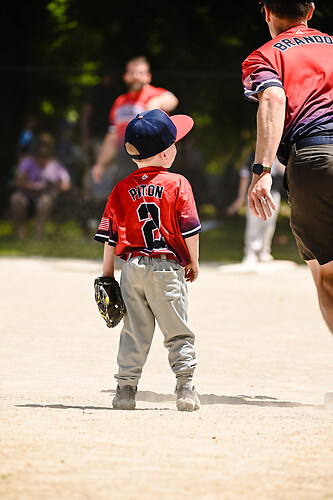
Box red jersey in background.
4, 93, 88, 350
109, 85, 172, 148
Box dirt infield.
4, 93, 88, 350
1, 256, 333, 500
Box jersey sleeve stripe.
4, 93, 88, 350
244, 80, 284, 101
181, 224, 202, 238
94, 232, 109, 243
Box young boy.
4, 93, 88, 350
95, 109, 201, 411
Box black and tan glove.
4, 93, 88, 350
94, 276, 125, 328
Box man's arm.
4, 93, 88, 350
16, 171, 39, 191
184, 234, 199, 282
59, 177, 71, 192
226, 175, 249, 215
91, 131, 118, 183
146, 91, 179, 113
248, 86, 286, 220
102, 242, 116, 277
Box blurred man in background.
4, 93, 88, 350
90, 56, 179, 185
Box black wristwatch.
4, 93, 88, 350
252, 163, 272, 175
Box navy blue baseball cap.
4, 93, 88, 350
124, 109, 194, 160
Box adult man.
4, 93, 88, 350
242, 1, 333, 333
91, 56, 179, 184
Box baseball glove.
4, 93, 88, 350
94, 276, 125, 328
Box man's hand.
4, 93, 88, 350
226, 197, 245, 216
247, 173, 276, 221
91, 163, 105, 183
146, 92, 179, 113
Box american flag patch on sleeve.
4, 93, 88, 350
244, 74, 253, 89
98, 217, 109, 231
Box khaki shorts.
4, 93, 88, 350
286, 143, 333, 265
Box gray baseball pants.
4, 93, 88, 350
115, 255, 197, 387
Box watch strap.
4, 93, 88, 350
252, 163, 272, 174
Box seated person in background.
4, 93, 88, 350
10, 133, 71, 240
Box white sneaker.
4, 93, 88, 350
112, 385, 137, 410
175, 384, 200, 412
242, 253, 259, 265
259, 253, 274, 263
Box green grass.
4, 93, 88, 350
0, 202, 303, 264
0, 220, 103, 260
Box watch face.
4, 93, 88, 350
252, 163, 263, 175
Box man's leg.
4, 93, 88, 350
35, 193, 54, 239
243, 206, 261, 263
260, 190, 281, 261
10, 191, 29, 240
307, 259, 333, 333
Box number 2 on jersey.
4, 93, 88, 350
137, 203, 166, 250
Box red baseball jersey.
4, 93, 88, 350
95, 166, 201, 267
109, 85, 172, 147
242, 25, 333, 164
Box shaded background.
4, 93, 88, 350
1, 0, 332, 258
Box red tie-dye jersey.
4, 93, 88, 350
109, 85, 172, 147
242, 25, 333, 164
95, 166, 201, 267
